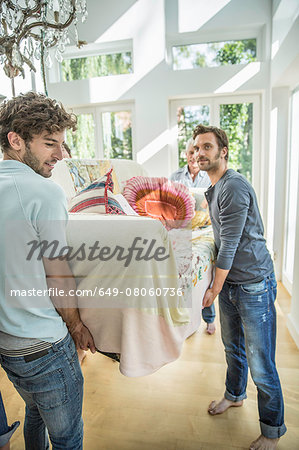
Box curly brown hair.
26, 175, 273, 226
0, 91, 77, 153
193, 124, 229, 160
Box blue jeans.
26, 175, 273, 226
202, 303, 216, 324
0, 391, 20, 447
219, 272, 286, 439
0, 333, 83, 449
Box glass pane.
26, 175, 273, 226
102, 111, 132, 159
61, 51, 133, 81
172, 39, 256, 70
220, 103, 253, 182
66, 113, 95, 159
177, 105, 210, 167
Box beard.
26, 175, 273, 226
198, 148, 222, 172
23, 142, 49, 178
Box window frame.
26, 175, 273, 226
169, 93, 261, 200
49, 39, 133, 84
67, 102, 136, 161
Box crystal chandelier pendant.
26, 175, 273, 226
0, 0, 88, 94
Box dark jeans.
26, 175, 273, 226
219, 272, 286, 438
0, 333, 83, 449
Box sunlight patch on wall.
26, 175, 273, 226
214, 62, 260, 93
137, 130, 171, 164
178, 0, 231, 33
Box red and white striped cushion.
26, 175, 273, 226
69, 169, 126, 215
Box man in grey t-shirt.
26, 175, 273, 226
193, 124, 286, 450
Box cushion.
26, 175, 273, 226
123, 177, 195, 229
65, 159, 121, 194
68, 169, 126, 215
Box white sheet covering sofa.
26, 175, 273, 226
51, 159, 215, 376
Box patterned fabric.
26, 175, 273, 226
123, 176, 195, 229
69, 169, 126, 215
169, 226, 216, 303
65, 159, 120, 194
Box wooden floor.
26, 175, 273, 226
2, 283, 299, 450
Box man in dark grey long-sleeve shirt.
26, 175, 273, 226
193, 125, 286, 450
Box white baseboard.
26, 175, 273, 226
287, 314, 299, 349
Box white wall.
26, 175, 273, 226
48, 0, 272, 179
269, 0, 299, 346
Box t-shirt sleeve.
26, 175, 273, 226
33, 183, 69, 258
216, 178, 250, 270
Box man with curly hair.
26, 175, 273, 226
0, 92, 95, 449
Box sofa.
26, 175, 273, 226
51, 159, 215, 377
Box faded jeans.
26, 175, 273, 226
219, 272, 287, 439
0, 333, 83, 449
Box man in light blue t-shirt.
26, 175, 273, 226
170, 138, 216, 335
0, 92, 95, 449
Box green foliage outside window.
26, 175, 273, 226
66, 114, 95, 159
102, 111, 132, 160
61, 51, 133, 81
177, 105, 209, 167
220, 103, 253, 182
173, 39, 256, 70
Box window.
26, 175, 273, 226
102, 111, 132, 159
170, 95, 260, 196
66, 113, 96, 159
220, 103, 253, 182
61, 51, 133, 81
172, 39, 256, 70
177, 105, 210, 167
65, 104, 134, 160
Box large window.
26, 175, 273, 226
66, 113, 96, 159
177, 105, 210, 167
102, 111, 132, 159
172, 39, 256, 70
170, 95, 260, 194
61, 51, 133, 81
65, 104, 134, 160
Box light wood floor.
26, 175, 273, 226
1, 283, 299, 450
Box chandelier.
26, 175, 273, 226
0, 0, 88, 95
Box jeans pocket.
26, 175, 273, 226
240, 279, 267, 295
14, 368, 68, 410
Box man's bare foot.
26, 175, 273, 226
249, 435, 279, 449
206, 322, 216, 335
208, 397, 243, 415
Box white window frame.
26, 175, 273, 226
67, 102, 135, 160
166, 26, 263, 68
169, 93, 261, 200
49, 39, 133, 84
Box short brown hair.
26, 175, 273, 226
0, 91, 77, 153
193, 124, 229, 160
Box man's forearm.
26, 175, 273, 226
46, 274, 82, 332
202, 267, 229, 308
211, 267, 229, 295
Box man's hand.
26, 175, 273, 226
202, 288, 217, 308
69, 321, 96, 353
202, 267, 230, 308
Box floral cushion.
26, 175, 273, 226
123, 176, 195, 229
69, 169, 125, 215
